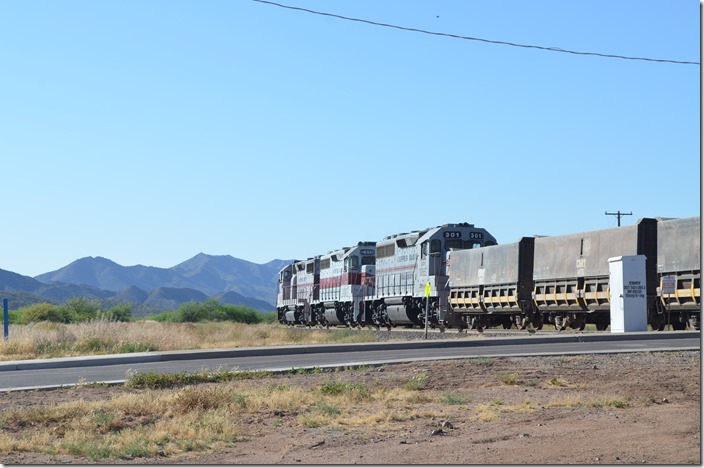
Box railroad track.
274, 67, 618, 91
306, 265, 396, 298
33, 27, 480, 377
283, 324, 609, 341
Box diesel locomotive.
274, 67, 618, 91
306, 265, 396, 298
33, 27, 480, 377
276, 223, 497, 329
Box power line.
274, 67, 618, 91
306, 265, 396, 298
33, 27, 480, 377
253, 0, 700, 66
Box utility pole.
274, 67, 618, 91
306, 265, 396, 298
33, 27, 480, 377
605, 210, 632, 227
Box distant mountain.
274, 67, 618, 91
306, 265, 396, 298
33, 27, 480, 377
34, 257, 200, 293
0, 254, 289, 314
216, 290, 275, 311
35, 282, 114, 303
144, 287, 209, 311
113, 285, 149, 304
34, 254, 288, 306
0, 268, 44, 293
172, 254, 289, 303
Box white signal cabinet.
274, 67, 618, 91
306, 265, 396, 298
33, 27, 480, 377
608, 255, 648, 333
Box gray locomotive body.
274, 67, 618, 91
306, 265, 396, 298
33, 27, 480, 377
364, 223, 497, 329
317, 242, 376, 327
276, 257, 320, 326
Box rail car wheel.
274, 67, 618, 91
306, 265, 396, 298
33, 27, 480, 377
530, 317, 544, 330
688, 315, 700, 330
553, 315, 566, 331
570, 316, 586, 331
594, 317, 610, 331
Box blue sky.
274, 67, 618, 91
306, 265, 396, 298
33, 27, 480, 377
1, 0, 699, 277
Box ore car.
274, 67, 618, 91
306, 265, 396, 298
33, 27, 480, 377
447, 237, 539, 331
531, 218, 658, 331
654, 216, 700, 331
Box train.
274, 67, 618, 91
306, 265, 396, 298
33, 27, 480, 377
277, 216, 700, 331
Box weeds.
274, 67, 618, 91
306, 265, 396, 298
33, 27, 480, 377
467, 357, 493, 366
126, 369, 272, 389
499, 373, 519, 385
440, 391, 468, 405
403, 372, 429, 391
548, 377, 568, 387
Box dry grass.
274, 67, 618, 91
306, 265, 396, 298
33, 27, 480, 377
0, 360, 642, 462
0, 321, 386, 361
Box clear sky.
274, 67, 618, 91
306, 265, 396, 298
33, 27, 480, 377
1, 0, 700, 277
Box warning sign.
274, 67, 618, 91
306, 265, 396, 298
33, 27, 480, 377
661, 275, 676, 294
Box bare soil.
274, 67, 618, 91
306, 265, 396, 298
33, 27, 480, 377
0, 350, 700, 465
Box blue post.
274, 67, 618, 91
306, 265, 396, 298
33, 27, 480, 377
3, 299, 8, 341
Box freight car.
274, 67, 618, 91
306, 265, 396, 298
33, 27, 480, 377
446, 237, 539, 332
653, 216, 700, 331
446, 216, 700, 331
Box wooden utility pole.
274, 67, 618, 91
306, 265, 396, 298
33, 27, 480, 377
605, 210, 633, 227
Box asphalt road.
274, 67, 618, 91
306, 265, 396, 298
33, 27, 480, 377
0, 332, 699, 391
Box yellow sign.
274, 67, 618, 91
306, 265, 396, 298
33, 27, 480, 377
425, 282, 431, 298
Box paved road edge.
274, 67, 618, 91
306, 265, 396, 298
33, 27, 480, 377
0, 331, 698, 372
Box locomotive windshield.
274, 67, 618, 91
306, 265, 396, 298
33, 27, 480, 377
361, 256, 375, 265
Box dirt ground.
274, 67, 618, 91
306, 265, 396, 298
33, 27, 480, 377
0, 350, 700, 465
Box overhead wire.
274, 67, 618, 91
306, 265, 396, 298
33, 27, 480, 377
253, 0, 700, 66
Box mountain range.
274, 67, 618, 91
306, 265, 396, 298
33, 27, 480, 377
0, 254, 290, 316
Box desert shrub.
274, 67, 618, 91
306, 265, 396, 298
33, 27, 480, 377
64, 298, 101, 323
404, 372, 429, 391
221, 304, 260, 324
18, 303, 71, 324
101, 303, 132, 322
